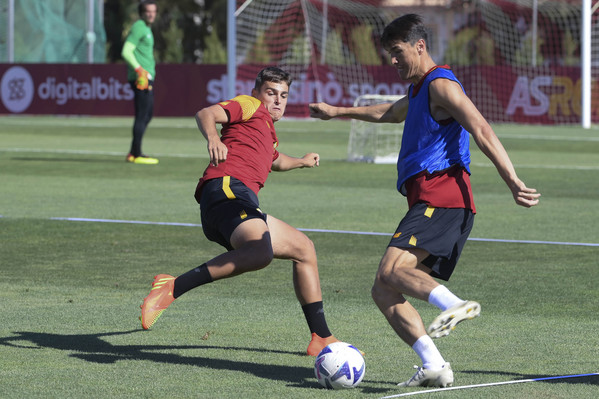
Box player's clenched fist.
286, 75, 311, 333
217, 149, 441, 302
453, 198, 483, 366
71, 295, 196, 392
302, 153, 320, 168
309, 103, 337, 120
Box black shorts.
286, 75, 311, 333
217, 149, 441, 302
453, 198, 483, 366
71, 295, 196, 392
388, 203, 474, 281
199, 176, 267, 250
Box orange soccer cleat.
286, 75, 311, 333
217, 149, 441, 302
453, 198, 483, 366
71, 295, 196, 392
307, 333, 340, 356
140, 274, 176, 329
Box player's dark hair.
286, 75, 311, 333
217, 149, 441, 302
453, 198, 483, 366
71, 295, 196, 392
381, 14, 430, 51
138, 0, 157, 16
254, 67, 293, 90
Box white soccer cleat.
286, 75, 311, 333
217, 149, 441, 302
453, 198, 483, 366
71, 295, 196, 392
427, 300, 481, 338
398, 362, 454, 388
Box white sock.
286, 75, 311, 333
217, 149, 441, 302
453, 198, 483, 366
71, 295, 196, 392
428, 285, 464, 311
412, 335, 445, 370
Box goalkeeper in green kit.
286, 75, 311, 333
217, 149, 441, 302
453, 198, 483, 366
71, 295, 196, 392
121, 0, 159, 165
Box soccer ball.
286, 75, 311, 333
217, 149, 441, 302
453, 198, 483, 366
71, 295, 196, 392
314, 342, 365, 389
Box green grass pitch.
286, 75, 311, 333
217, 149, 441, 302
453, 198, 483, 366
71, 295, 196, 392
1, 115, 598, 398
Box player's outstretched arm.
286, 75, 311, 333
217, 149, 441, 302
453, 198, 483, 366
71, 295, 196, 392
429, 79, 540, 208
272, 152, 320, 172
309, 98, 407, 123
308, 102, 338, 120
195, 104, 230, 166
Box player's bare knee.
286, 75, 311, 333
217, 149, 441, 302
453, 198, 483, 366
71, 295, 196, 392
370, 282, 380, 303
371, 278, 390, 306
255, 245, 274, 269
375, 265, 396, 288
287, 233, 317, 264
373, 265, 411, 297
299, 235, 317, 263
241, 239, 273, 270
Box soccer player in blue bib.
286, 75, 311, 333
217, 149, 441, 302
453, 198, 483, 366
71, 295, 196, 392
310, 14, 540, 388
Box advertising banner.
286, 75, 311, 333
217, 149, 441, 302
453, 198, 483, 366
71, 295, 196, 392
0, 64, 223, 117
0, 63, 595, 124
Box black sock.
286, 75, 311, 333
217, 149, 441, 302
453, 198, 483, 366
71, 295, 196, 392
302, 301, 332, 338
173, 263, 213, 298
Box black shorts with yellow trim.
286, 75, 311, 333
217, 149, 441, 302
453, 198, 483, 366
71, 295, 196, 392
388, 203, 474, 281
199, 176, 267, 251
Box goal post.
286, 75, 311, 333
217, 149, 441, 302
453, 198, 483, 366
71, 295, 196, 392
348, 94, 404, 164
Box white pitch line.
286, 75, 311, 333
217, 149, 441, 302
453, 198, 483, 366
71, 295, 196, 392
48, 217, 599, 247
467, 237, 599, 247
50, 217, 200, 227
379, 372, 599, 398
471, 161, 599, 171
495, 133, 599, 142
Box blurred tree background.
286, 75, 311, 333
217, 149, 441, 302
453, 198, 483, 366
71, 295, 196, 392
104, 0, 227, 64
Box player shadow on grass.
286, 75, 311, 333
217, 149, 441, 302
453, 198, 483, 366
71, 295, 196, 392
1, 329, 394, 393
0, 330, 311, 384
0, 330, 376, 390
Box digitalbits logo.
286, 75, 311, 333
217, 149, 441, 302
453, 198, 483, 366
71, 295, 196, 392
1, 66, 34, 113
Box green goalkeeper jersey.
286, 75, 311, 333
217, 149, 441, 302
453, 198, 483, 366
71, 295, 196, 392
124, 20, 156, 82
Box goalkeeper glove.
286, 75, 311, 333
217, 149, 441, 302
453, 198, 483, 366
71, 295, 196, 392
135, 67, 152, 90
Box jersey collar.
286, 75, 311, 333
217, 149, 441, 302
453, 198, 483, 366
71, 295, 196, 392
412, 65, 450, 96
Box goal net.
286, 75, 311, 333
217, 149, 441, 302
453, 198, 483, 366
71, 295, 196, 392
234, 0, 596, 124
443, 0, 591, 124
348, 94, 403, 164
0, 0, 106, 63
233, 0, 596, 163
234, 0, 395, 116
